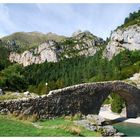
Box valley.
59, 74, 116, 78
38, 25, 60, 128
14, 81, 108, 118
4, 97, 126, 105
0, 5, 140, 137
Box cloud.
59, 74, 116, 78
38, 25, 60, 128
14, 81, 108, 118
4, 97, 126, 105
0, 4, 18, 35
0, 3, 140, 39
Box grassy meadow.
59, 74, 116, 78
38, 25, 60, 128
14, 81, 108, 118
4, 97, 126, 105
0, 115, 101, 137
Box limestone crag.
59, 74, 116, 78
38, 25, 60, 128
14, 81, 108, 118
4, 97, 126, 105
104, 25, 140, 60
60, 31, 104, 59
8, 31, 104, 66
74, 31, 104, 56
9, 41, 59, 66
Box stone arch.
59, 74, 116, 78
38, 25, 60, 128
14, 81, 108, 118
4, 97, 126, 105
48, 81, 140, 118
0, 81, 140, 119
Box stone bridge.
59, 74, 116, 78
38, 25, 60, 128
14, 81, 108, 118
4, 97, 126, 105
0, 81, 140, 119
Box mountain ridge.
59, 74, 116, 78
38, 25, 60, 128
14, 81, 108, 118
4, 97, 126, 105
1, 30, 105, 66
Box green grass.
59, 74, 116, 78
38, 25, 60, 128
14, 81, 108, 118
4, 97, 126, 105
0, 115, 101, 137
0, 92, 25, 101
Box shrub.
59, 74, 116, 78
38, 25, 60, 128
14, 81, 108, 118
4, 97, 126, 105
17, 113, 38, 122
61, 124, 81, 136
64, 113, 83, 121
111, 93, 125, 113
72, 113, 83, 120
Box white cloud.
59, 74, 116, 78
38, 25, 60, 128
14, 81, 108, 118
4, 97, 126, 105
0, 4, 18, 35
0, 3, 140, 39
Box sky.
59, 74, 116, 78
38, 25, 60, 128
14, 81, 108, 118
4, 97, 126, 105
0, 3, 140, 39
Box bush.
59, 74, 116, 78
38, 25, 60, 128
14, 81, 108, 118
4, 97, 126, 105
64, 113, 83, 121
111, 93, 125, 113
61, 124, 81, 136
72, 113, 83, 120
17, 113, 38, 122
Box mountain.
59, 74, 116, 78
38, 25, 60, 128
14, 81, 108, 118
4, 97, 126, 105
1, 31, 66, 53
103, 10, 140, 60
1, 31, 105, 66
2, 9, 140, 66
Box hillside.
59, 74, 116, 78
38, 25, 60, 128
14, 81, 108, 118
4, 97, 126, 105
2, 31, 66, 53
2, 31, 105, 66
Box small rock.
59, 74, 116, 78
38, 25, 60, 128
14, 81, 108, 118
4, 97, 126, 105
0, 108, 9, 115
14, 92, 20, 96
86, 114, 105, 126
114, 132, 126, 137
23, 91, 30, 96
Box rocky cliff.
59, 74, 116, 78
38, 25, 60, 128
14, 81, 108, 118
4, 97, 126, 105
103, 25, 140, 60
7, 31, 104, 66
9, 41, 59, 66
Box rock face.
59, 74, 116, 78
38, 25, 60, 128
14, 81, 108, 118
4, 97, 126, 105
7, 31, 104, 66
72, 31, 104, 56
0, 81, 140, 119
103, 25, 140, 60
9, 41, 59, 66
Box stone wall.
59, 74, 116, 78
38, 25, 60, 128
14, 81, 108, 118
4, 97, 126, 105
0, 81, 140, 119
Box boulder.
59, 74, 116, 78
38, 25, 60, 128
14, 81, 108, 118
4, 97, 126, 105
74, 115, 122, 137
100, 125, 117, 136
74, 120, 98, 131
86, 114, 105, 126
0, 89, 4, 95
